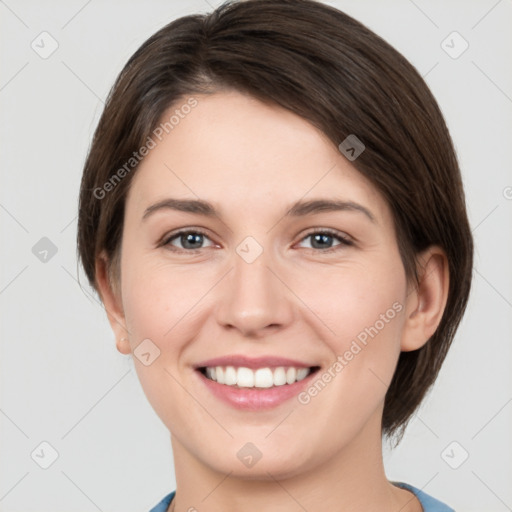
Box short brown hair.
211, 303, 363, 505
77, 0, 473, 440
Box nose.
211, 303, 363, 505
215, 246, 295, 338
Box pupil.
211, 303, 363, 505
179, 233, 334, 250
183, 233, 202, 249
312, 233, 332, 249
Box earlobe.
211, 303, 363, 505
116, 337, 131, 355
95, 251, 131, 354
401, 246, 450, 352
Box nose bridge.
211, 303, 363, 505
216, 235, 293, 335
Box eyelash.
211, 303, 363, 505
161, 228, 354, 254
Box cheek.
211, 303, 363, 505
119, 257, 198, 424
120, 243, 199, 337
122, 272, 169, 341
290, 257, 406, 350
291, 258, 407, 412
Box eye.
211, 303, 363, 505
160, 228, 353, 254
162, 229, 215, 252
296, 229, 353, 252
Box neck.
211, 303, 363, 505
168, 411, 421, 512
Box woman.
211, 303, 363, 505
77, 1, 473, 510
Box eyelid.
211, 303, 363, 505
160, 227, 215, 251
160, 227, 354, 253
299, 227, 352, 242
295, 227, 354, 250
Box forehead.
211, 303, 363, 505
126, 91, 391, 225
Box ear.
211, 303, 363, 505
95, 251, 131, 355
401, 245, 450, 352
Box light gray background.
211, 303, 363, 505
1, 1, 511, 511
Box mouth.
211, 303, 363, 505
197, 365, 321, 389
193, 355, 322, 410
195, 362, 321, 410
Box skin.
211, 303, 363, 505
96, 90, 449, 512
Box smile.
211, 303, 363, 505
200, 365, 316, 388
195, 363, 321, 410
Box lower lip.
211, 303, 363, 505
196, 369, 317, 410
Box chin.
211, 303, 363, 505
203, 446, 316, 481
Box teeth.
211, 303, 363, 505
203, 365, 313, 388
273, 367, 287, 386
286, 367, 296, 384
296, 368, 310, 381
237, 367, 254, 387
225, 366, 237, 385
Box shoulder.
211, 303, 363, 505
393, 482, 455, 511
148, 490, 176, 512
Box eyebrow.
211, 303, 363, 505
142, 197, 376, 224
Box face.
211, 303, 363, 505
109, 90, 415, 478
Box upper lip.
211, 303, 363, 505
194, 355, 317, 370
